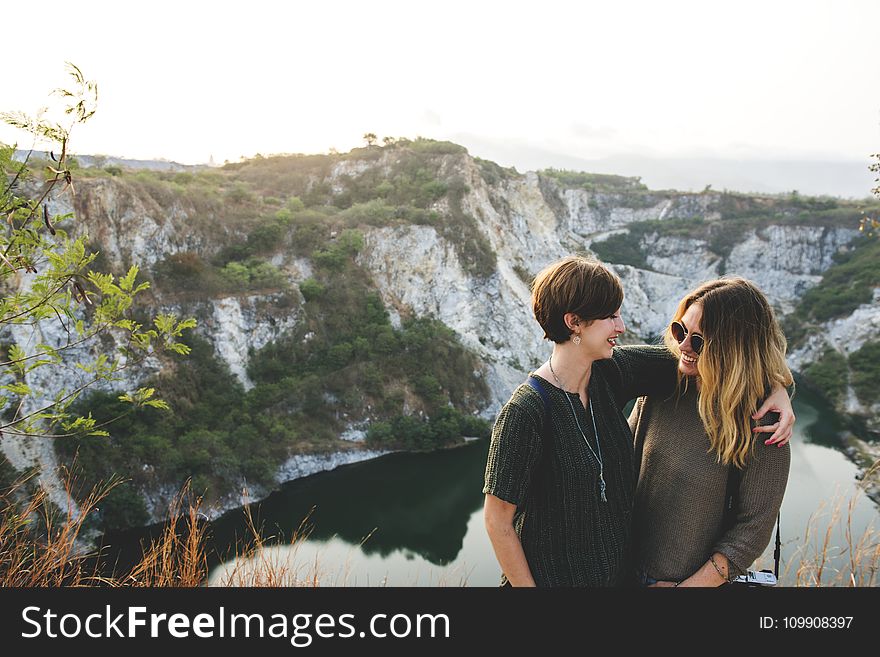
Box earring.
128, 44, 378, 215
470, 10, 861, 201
573, 334, 581, 346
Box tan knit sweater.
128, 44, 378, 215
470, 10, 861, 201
629, 384, 790, 581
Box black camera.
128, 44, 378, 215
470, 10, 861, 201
730, 569, 777, 586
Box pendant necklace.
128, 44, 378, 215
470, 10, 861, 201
549, 355, 608, 503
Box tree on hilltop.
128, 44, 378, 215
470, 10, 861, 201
860, 152, 879, 236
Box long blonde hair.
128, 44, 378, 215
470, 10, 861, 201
663, 278, 793, 468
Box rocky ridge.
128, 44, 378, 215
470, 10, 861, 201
2, 147, 876, 522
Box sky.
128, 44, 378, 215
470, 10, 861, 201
3, 0, 879, 195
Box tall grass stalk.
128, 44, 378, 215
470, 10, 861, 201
0, 466, 112, 586
2, 466, 878, 587
787, 461, 880, 587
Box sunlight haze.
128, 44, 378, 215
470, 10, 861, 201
3, 0, 879, 195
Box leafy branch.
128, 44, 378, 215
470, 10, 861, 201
1, 64, 196, 441
860, 153, 880, 237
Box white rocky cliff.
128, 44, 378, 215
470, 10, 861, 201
1, 152, 875, 521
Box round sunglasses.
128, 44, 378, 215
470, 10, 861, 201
670, 320, 704, 354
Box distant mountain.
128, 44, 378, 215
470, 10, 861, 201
16, 144, 876, 200
452, 135, 875, 200
598, 155, 874, 200
13, 150, 206, 172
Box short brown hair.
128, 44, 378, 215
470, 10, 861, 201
531, 256, 624, 343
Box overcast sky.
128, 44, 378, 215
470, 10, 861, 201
3, 0, 879, 194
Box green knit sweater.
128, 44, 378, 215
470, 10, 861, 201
629, 384, 790, 581
483, 346, 677, 587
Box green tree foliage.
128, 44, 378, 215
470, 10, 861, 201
859, 152, 879, 236
541, 168, 647, 192
56, 335, 280, 531
298, 278, 325, 301
61, 231, 490, 530
804, 349, 849, 405
366, 406, 489, 450
590, 232, 649, 270
849, 341, 880, 406
793, 238, 880, 325
0, 64, 195, 441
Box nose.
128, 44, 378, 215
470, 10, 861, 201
681, 335, 694, 353
614, 315, 625, 334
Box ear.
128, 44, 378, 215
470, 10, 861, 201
562, 312, 581, 331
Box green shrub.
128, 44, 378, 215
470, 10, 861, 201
340, 200, 397, 226
219, 261, 250, 288
849, 341, 880, 406
219, 258, 287, 290
375, 181, 394, 197
541, 169, 647, 192
591, 231, 648, 269
366, 407, 490, 450
299, 278, 325, 301
312, 229, 363, 270
246, 221, 287, 254
99, 483, 149, 532
794, 237, 880, 323
153, 252, 224, 294
475, 157, 516, 185
804, 349, 849, 405
224, 181, 255, 203
407, 138, 468, 155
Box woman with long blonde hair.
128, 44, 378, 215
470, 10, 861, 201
630, 278, 793, 587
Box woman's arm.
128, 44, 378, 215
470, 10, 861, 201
713, 436, 790, 580
609, 345, 679, 405
483, 391, 544, 586
671, 553, 731, 588
484, 494, 536, 587
670, 441, 790, 587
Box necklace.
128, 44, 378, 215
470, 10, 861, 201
549, 355, 608, 503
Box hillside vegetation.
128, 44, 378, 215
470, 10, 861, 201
49, 139, 879, 527
57, 139, 500, 530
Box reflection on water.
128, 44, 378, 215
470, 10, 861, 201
205, 437, 501, 586
209, 391, 878, 586
108, 392, 879, 587
208, 439, 488, 569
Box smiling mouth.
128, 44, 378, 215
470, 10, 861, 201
681, 353, 698, 364
607, 337, 618, 346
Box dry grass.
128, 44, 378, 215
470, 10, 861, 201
785, 459, 880, 587
116, 486, 208, 587
208, 494, 322, 587
0, 467, 110, 587
2, 464, 879, 587
0, 469, 209, 587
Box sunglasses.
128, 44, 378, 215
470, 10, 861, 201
670, 321, 704, 354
